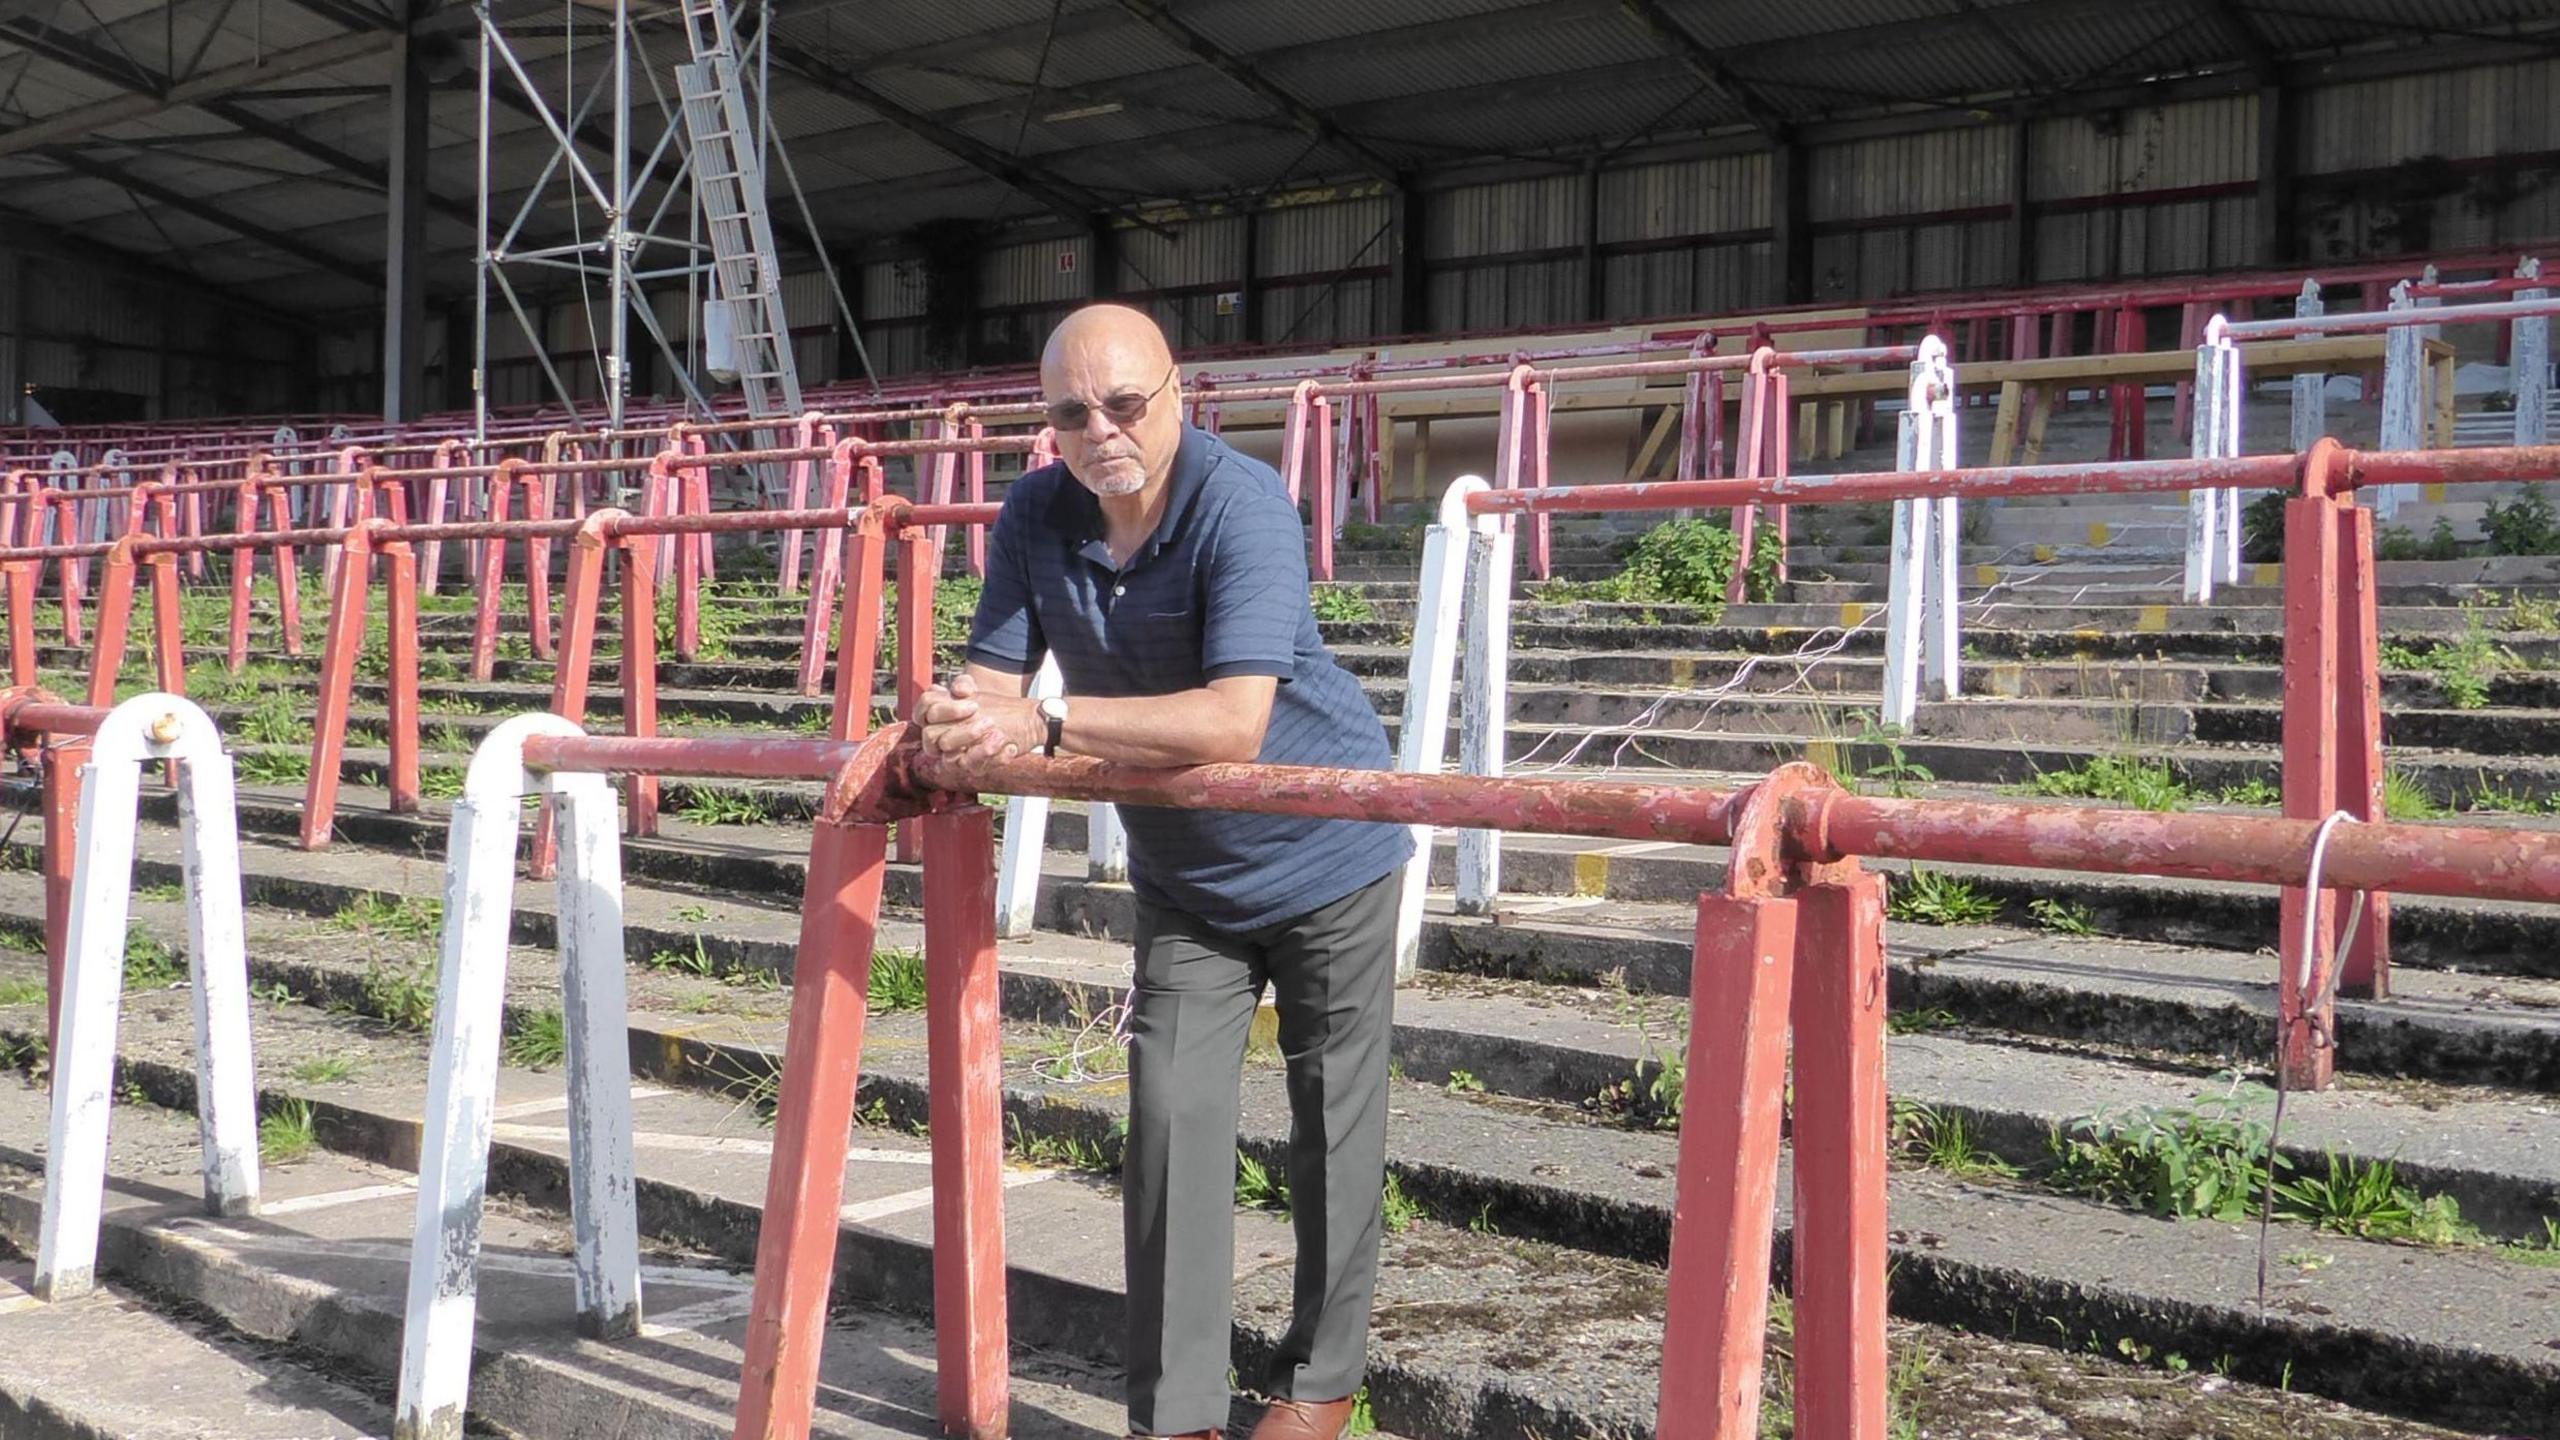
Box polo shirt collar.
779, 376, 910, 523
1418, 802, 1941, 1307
1053, 424, 1219, 571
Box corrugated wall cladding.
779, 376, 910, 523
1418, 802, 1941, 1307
1258, 275, 1386, 348
1427, 259, 1585, 333
861, 258, 930, 320
2300, 57, 2560, 171
2031, 95, 2258, 201
1258, 196, 1391, 276
26, 263, 162, 349
1600, 241, 1772, 320
1116, 214, 1246, 292
1599, 154, 1767, 242
980, 236, 1091, 307
782, 270, 837, 329
1425, 174, 1585, 260
1810, 127, 2010, 223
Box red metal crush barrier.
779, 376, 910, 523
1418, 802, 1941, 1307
504, 724, 2560, 1440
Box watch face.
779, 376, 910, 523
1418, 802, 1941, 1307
1040, 697, 1068, 721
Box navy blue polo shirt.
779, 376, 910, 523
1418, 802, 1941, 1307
965, 425, 1413, 933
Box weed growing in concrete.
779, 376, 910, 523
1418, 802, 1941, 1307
2497, 588, 2560, 633
236, 687, 312, 747
504, 1009, 568, 1070
2271, 1151, 2480, 1245
291, 1054, 358, 1085
674, 903, 714, 923
0, 976, 40, 1008
236, 748, 311, 785
332, 892, 444, 943
1346, 1387, 1377, 1438
676, 786, 779, 826
1006, 1116, 1114, 1173
1309, 587, 1375, 624
2463, 773, 2551, 815
420, 691, 489, 715
792, 707, 831, 734
2484, 483, 2560, 555
2046, 1088, 2273, 1222
131, 881, 184, 904
259, 1098, 318, 1164
252, 980, 303, 1007
2214, 776, 2282, 808
646, 940, 720, 979
1236, 1150, 1290, 1214
1444, 1069, 1486, 1095
124, 933, 182, 990
2384, 767, 2445, 820
1855, 716, 1934, 798
416, 767, 466, 800
360, 961, 438, 1032
2381, 609, 2516, 709
1886, 868, 2004, 927
868, 947, 928, 1013
1889, 1101, 2018, 1180
1382, 1173, 1422, 1235
2027, 896, 2097, 936
1885, 1007, 1958, 1035
1593, 981, 1687, 1129
2025, 753, 2189, 811
1540, 518, 1750, 619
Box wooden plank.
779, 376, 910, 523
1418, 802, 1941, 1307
1987, 381, 2026, 467
1626, 404, 1678, 481
2022, 383, 2056, 465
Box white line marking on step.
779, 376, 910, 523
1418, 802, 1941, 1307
489, 1086, 669, 1121
840, 1168, 1056, 1226
491, 1123, 932, 1166
255, 1181, 416, 1216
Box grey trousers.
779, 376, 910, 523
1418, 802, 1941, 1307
1121, 869, 1400, 1436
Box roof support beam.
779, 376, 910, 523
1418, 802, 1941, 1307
0, 28, 388, 156
1611, 0, 1791, 141
1111, 0, 1404, 179
41, 148, 380, 286
763, 33, 1128, 226
2200, 0, 2280, 76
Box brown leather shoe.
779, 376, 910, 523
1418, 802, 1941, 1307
1249, 1396, 1358, 1440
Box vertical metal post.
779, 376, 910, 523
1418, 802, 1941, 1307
731, 814, 888, 1440
621, 534, 662, 839
994, 656, 1064, 939
894, 518, 935, 863
2335, 502, 2390, 998
474, 13, 490, 442
300, 528, 374, 851
1393, 478, 1488, 979
384, 535, 423, 814
1454, 516, 1513, 914
923, 805, 1011, 1439
2290, 281, 2326, 451
2278, 483, 2340, 1091
607, 0, 631, 432
39, 736, 84, 1059
1788, 872, 1890, 1440
1881, 396, 1928, 730
1656, 892, 1797, 1440
2516, 258, 2548, 447
2376, 281, 2423, 519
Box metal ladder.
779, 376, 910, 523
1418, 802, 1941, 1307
676, 0, 803, 442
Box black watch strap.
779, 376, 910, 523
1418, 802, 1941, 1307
1043, 707, 1064, 756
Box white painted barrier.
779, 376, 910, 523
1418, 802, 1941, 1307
1882, 336, 1960, 729
395, 713, 641, 1440
2184, 317, 2245, 603
987, 654, 1129, 938
1393, 476, 1496, 977
35, 695, 258, 1301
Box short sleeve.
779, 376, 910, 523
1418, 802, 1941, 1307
1200, 488, 1306, 682
965, 486, 1046, 675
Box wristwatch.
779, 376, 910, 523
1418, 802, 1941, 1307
1037, 696, 1069, 756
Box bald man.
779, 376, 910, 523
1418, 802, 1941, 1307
916, 305, 1411, 1440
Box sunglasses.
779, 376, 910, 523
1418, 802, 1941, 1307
1045, 367, 1177, 433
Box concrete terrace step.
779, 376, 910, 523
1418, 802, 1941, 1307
0, 1263, 387, 1439
0, 922, 2544, 1438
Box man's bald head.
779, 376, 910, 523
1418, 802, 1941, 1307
1042, 304, 1183, 503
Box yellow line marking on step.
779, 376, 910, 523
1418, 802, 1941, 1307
1839, 602, 1869, 627
841, 1168, 1057, 1227
1572, 852, 1609, 897
1975, 564, 1999, 587
1668, 657, 1695, 688
2087, 522, 2111, 547
2254, 563, 2280, 587
256, 1181, 415, 1216
2424, 483, 2448, 502
2136, 604, 2170, 633
491, 1086, 668, 1121
2032, 545, 2055, 564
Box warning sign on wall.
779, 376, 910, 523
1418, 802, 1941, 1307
1058, 250, 1077, 274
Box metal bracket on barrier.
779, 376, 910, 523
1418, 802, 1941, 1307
1882, 335, 1959, 729
1394, 476, 1497, 978
395, 714, 641, 1440
2185, 316, 2246, 603
35, 694, 258, 1302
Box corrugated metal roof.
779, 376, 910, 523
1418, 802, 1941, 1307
0, 0, 2547, 323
